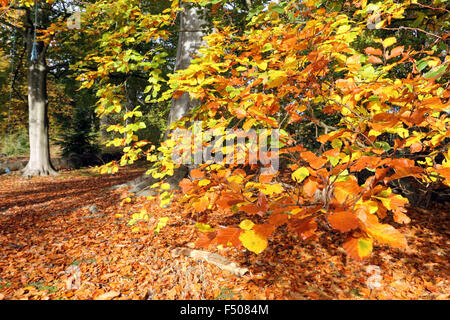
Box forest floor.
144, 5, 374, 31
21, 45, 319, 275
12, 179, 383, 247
0, 166, 448, 300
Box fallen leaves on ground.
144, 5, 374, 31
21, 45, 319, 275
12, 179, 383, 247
0, 167, 448, 300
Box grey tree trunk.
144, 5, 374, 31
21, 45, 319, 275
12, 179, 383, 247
22, 6, 57, 177
117, 2, 208, 194
167, 1, 207, 125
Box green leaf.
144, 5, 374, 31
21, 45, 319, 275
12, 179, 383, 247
423, 64, 447, 79
374, 141, 391, 152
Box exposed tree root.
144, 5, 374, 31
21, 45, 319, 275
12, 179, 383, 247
22, 164, 59, 178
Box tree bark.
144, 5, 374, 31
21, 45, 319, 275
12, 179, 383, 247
22, 5, 57, 177
167, 1, 207, 125
118, 2, 208, 194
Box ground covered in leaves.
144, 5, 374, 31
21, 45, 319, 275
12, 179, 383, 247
0, 167, 448, 300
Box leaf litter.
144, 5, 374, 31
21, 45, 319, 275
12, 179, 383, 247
0, 167, 448, 300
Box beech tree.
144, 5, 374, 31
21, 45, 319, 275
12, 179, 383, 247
101, 0, 448, 260
0, 0, 79, 176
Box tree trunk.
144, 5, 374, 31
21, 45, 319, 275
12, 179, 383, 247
118, 2, 208, 194
22, 5, 57, 177
167, 1, 207, 125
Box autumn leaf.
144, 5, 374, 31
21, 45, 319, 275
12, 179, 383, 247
253, 223, 276, 238
342, 236, 373, 261
196, 223, 214, 232
382, 37, 397, 48
387, 46, 404, 59
212, 228, 242, 247
215, 192, 241, 209
292, 167, 310, 183
193, 196, 209, 212
179, 178, 194, 194
196, 231, 217, 248
154, 217, 169, 234
365, 223, 408, 249
333, 179, 361, 204
268, 212, 288, 227
303, 179, 319, 198
301, 151, 327, 169
364, 47, 382, 56
328, 211, 359, 233
287, 217, 317, 240
239, 230, 268, 254
190, 169, 205, 179
239, 219, 255, 230
368, 55, 383, 64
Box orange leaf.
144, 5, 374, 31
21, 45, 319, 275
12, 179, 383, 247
350, 156, 381, 172
179, 178, 194, 194
239, 192, 268, 216
300, 151, 327, 169
393, 211, 411, 224
368, 55, 383, 64
287, 217, 317, 240
365, 223, 407, 249
240, 203, 262, 215
268, 212, 288, 227
193, 196, 209, 212
259, 174, 274, 184
190, 169, 205, 179
410, 143, 422, 153
437, 167, 450, 184
94, 291, 120, 300
196, 231, 217, 248
342, 236, 373, 261
328, 211, 359, 233
212, 228, 242, 247
172, 91, 184, 99
216, 192, 241, 209
253, 223, 276, 238
303, 179, 318, 198
333, 179, 361, 204
365, 47, 382, 56
387, 46, 404, 59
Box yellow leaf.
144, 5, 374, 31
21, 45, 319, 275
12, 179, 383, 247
292, 167, 309, 183
161, 183, 171, 190
196, 223, 214, 232
239, 219, 255, 230
239, 230, 268, 254
260, 183, 284, 195
382, 37, 396, 48
198, 179, 211, 187
154, 217, 169, 234
266, 70, 288, 89
257, 61, 268, 71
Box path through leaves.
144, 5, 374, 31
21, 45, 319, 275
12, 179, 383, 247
0, 168, 448, 300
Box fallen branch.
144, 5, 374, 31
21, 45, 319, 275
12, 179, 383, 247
171, 247, 249, 277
